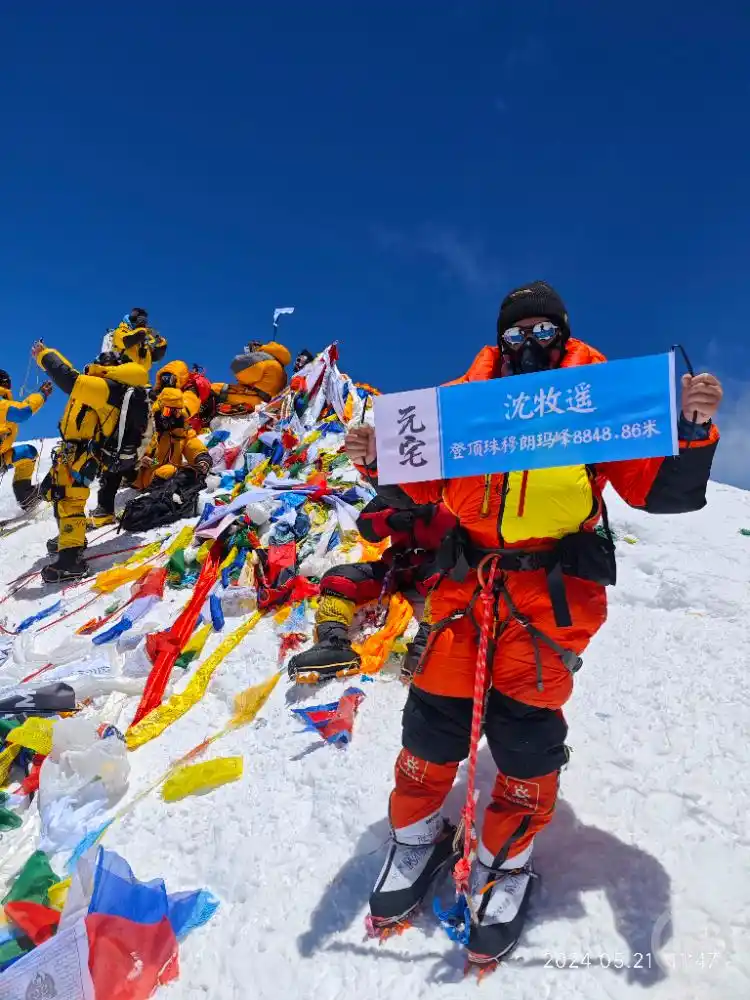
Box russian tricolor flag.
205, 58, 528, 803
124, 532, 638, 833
85, 849, 218, 999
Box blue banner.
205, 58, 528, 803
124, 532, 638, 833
373, 352, 678, 484
438, 352, 678, 479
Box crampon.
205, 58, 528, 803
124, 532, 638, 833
364, 910, 417, 943
464, 953, 504, 982
292, 665, 361, 685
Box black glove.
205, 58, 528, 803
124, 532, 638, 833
195, 455, 212, 476
39, 381, 53, 400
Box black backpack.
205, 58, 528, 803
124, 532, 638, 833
99, 383, 154, 474
119, 467, 205, 533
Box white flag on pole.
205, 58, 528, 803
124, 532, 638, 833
273, 306, 295, 324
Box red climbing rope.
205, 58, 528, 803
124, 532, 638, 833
451, 554, 500, 901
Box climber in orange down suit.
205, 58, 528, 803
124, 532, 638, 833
345, 281, 723, 964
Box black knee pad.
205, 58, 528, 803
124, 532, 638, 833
402, 688, 473, 764
484, 689, 568, 778
319, 561, 384, 601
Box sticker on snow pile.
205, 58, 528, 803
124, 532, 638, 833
374, 352, 678, 484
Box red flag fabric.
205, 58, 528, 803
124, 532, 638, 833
5, 901, 60, 945
132, 567, 167, 600
266, 541, 296, 588
129, 543, 222, 728
86, 913, 179, 1000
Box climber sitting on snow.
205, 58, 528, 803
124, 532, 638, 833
133, 375, 212, 490
182, 364, 218, 431
213, 340, 291, 415
0, 368, 53, 513
287, 495, 458, 684
150, 359, 206, 426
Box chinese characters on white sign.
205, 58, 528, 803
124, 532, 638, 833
373, 353, 677, 485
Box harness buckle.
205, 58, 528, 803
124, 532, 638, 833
561, 650, 583, 674
516, 554, 538, 571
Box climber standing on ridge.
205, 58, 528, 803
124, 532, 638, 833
90, 307, 168, 527
108, 307, 167, 371
345, 280, 723, 967
32, 341, 152, 583
0, 368, 53, 513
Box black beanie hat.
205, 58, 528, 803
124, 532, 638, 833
496, 281, 570, 344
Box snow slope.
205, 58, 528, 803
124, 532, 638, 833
0, 449, 749, 1000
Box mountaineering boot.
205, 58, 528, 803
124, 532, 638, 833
287, 620, 361, 683
12, 480, 41, 513
86, 505, 116, 529
368, 814, 457, 931
466, 842, 536, 966
47, 536, 88, 555
41, 546, 90, 584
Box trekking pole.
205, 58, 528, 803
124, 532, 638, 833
671, 343, 698, 447
18, 346, 36, 398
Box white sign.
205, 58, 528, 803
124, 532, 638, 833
0, 920, 94, 1000
373, 387, 441, 485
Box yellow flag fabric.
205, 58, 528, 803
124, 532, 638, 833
0, 744, 21, 786
248, 458, 270, 486
165, 526, 193, 557
219, 546, 238, 572
195, 540, 213, 564
273, 605, 292, 625
162, 756, 243, 802
229, 671, 282, 730
126, 613, 263, 749
7, 717, 55, 756
354, 593, 414, 675
357, 537, 392, 563
93, 562, 152, 594
48, 878, 72, 911
176, 622, 213, 665
93, 535, 174, 592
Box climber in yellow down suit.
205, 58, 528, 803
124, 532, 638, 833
32, 342, 151, 583
213, 341, 291, 414
133, 375, 212, 489
0, 368, 52, 513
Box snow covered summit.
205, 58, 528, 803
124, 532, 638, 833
0, 420, 748, 999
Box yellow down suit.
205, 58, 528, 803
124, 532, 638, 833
37, 348, 149, 550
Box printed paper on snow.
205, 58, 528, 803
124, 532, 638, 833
374, 352, 678, 484
0, 919, 94, 1000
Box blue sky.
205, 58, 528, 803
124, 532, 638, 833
2, 1, 748, 487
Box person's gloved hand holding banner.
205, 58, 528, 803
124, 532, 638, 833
373, 352, 678, 485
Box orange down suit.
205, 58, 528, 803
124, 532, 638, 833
385, 337, 720, 866
213, 341, 291, 411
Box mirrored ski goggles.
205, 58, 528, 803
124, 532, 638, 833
501, 321, 561, 349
